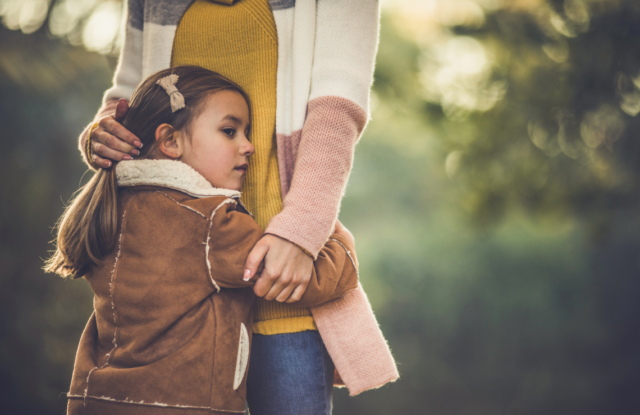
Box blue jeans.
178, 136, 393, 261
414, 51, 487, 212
246, 330, 334, 415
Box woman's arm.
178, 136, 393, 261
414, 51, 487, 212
264, 0, 380, 258
245, 0, 380, 301
78, 0, 144, 169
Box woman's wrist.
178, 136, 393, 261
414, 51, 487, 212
298, 245, 314, 259
264, 232, 313, 259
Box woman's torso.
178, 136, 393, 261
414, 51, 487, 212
171, 0, 316, 334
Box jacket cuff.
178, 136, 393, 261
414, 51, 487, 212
78, 99, 120, 170
265, 209, 335, 260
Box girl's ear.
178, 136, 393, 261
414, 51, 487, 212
156, 123, 184, 159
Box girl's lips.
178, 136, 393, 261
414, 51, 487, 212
235, 163, 249, 173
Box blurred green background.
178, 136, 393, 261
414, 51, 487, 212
1, 0, 639, 413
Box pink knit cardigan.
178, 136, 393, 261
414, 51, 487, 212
273, 96, 399, 395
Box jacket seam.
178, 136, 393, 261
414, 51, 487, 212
205, 198, 238, 292
103, 210, 127, 367
207, 295, 217, 411
84, 210, 127, 409
80, 394, 245, 413
328, 237, 359, 278
156, 190, 207, 219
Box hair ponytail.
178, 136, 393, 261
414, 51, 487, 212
44, 168, 119, 278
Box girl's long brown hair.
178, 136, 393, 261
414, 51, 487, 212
44, 66, 251, 278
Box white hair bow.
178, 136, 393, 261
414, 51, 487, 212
156, 74, 186, 112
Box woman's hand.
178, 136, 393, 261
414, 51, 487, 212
90, 99, 143, 168
244, 234, 314, 303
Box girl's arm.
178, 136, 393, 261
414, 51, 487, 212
206, 202, 264, 290
291, 232, 359, 308
78, 0, 144, 169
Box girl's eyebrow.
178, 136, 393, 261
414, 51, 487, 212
220, 114, 243, 124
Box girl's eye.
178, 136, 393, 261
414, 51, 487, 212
222, 128, 236, 137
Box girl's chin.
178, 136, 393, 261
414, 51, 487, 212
208, 181, 241, 191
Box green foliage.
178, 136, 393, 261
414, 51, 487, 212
381, 0, 640, 231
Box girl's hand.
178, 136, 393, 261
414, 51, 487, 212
244, 234, 314, 303
90, 99, 143, 169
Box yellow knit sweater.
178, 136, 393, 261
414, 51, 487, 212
171, 0, 316, 335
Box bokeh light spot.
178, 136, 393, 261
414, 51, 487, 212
81, 1, 121, 54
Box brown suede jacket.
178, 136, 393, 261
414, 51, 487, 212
67, 160, 359, 415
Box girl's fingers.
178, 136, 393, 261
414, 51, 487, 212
100, 116, 142, 149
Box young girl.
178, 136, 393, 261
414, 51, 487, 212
45, 66, 360, 415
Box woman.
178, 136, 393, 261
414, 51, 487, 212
79, 0, 397, 413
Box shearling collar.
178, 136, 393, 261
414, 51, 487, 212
116, 159, 241, 199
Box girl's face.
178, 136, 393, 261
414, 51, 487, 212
179, 90, 254, 191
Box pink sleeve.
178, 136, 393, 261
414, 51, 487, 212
78, 99, 120, 169
264, 0, 378, 258
265, 97, 367, 258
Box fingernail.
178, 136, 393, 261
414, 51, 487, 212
131, 149, 140, 156
243, 269, 251, 281
123, 155, 132, 160
135, 141, 143, 148
106, 161, 112, 167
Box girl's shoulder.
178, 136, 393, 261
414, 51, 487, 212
115, 159, 249, 219
121, 186, 242, 221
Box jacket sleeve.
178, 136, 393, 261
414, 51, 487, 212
78, 0, 143, 169
206, 200, 264, 290
264, 0, 380, 258
291, 233, 359, 308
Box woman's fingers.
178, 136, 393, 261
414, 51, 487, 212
91, 153, 113, 169
275, 283, 296, 303
254, 257, 285, 298
285, 281, 310, 303
264, 262, 298, 301
99, 116, 142, 150
92, 135, 133, 162
114, 98, 129, 121
245, 239, 270, 281
251, 235, 313, 301
263, 275, 289, 301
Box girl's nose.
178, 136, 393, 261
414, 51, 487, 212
241, 138, 255, 156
